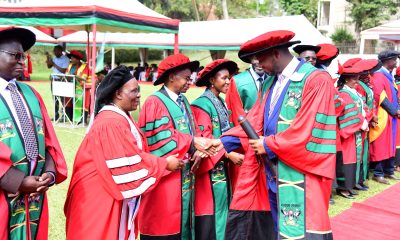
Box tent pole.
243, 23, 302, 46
90, 24, 97, 114
174, 33, 179, 54
111, 47, 115, 69
86, 27, 91, 67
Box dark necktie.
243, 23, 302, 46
257, 77, 264, 92
7, 83, 38, 162
177, 94, 192, 135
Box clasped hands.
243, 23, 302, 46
11, 172, 54, 198
190, 137, 224, 172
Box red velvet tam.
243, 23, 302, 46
67, 50, 84, 60
353, 59, 381, 73
154, 53, 199, 86
238, 30, 300, 63
195, 59, 237, 87
316, 43, 339, 61
342, 58, 362, 68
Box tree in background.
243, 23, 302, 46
140, 0, 273, 20
348, 0, 399, 34
278, 0, 318, 25
139, 0, 197, 20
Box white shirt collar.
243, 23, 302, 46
164, 85, 179, 103
0, 77, 16, 92
249, 66, 265, 81
280, 57, 305, 82
281, 57, 300, 77
382, 66, 391, 75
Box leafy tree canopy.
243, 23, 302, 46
348, 0, 399, 33
278, 0, 318, 25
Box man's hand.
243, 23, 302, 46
370, 114, 378, 128
166, 154, 184, 171
30, 172, 54, 197
19, 176, 49, 194
226, 152, 244, 166
194, 137, 220, 156
249, 136, 266, 155
190, 151, 204, 173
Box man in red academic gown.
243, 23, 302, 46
138, 54, 220, 240
222, 30, 336, 240
370, 50, 400, 184
0, 27, 67, 240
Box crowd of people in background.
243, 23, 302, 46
3, 26, 400, 240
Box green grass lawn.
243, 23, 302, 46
25, 52, 400, 239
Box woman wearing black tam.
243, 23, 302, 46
65, 65, 184, 239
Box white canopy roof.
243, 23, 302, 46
57, 15, 330, 50
359, 19, 400, 54
57, 31, 175, 49
178, 15, 331, 50
361, 19, 400, 41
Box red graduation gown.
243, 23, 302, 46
191, 106, 226, 217
225, 70, 336, 235
64, 110, 167, 239
137, 95, 194, 237
337, 91, 364, 165
370, 72, 397, 161
0, 87, 67, 240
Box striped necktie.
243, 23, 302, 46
7, 83, 38, 162
177, 94, 192, 135
269, 74, 285, 116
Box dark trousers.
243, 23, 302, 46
373, 157, 395, 177
395, 149, 400, 167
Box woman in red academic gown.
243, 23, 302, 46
64, 66, 183, 240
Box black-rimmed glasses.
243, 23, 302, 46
0, 49, 26, 61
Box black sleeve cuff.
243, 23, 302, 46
0, 167, 25, 194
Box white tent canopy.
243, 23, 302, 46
57, 15, 330, 50
360, 19, 400, 54
178, 15, 331, 50
58, 31, 175, 49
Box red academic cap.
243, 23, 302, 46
196, 59, 237, 87
353, 59, 381, 73
316, 43, 339, 61
342, 58, 362, 68
396, 66, 400, 77
238, 30, 300, 63
67, 50, 84, 60
338, 61, 363, 75
154, 53, 199, 86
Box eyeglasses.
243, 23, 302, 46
0, 49, 26, 61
